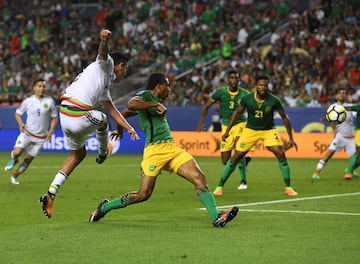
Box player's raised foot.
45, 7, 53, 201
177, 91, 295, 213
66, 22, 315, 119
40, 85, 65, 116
237, 181, 247, 190
96, 142, 113, 164
312, 173, 320, 180
89, 199, 109, 222
39, 193, 55, 218
213, 186, 223, 196
4, 159, 18, 171
284, 187, 298, 196
213, 206, 239, 227
11, 176, 19, 185
344, 173, 352, 180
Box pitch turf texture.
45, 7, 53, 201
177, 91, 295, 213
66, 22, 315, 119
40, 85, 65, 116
1, 153, 359, 264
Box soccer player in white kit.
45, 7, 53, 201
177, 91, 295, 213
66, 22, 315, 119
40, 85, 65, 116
312, 88, 359, 180
4, 78, 58, 184
39, 29, 140, 219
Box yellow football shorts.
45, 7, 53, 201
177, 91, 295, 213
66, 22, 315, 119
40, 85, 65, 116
141, 142, 193, 177
236, 127, 283, 152
355, 130, 360, 146
221, 123, 244, 152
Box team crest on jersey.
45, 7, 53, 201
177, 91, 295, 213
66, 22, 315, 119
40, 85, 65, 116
43, 103, 49, 109
149, 165, 156, 172
265, 106, 272, 112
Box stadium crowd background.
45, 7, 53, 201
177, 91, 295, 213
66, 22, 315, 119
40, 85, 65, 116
0, 0, 359, 108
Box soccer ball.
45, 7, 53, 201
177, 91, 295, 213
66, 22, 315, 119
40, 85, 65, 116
325, 105, 347, 124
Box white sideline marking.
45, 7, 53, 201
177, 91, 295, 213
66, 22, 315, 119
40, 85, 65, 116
200, 192, 360, 216
217, 192, 360, 209
239, 209, 360, 216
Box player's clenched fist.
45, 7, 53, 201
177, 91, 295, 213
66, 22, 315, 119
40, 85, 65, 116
100, 29, 112, 41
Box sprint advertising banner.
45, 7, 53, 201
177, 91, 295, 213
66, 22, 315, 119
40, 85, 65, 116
0, 129, 346, 158
171, 131, 348, 159
0, 106, 349, 158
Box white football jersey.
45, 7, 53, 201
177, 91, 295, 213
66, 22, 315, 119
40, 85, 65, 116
16, 95, 57, 137
333, 102, 355, 137
62, 55, 115, 108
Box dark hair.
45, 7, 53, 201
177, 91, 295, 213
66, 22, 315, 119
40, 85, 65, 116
336, 87, 347, 94
228, 69, 239, 77
110, 51, 129, 65
146, 73, 167, 90
255, 75, 269, 83
33, 78, 45, 86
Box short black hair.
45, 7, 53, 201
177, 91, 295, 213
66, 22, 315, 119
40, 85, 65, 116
110, 51, 129, 65
146, 73, 167, 90
336, 87, 347, 94
228, 69, 239, 77
255, 75, 269, 83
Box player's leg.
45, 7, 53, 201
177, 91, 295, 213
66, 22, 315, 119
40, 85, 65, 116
11, 153, 34, 184
5, 133, 27, 171
235, 123, 250, 189
90, 144, 167, 222
345, 131, 360, 180
214, 128, 256, 195
268, 144, 297, 196
344, 137, 359, 179
11, 139, 44, 183
313, 134, 342, 179
312, 149, 336, 180
87, 111, 112, 164
89, 174, 157, 222
176, 157, 238, 227
214, 150, 248, 195
265, 129, 297, 196
40, 113, 92, 218
40, 147, 87, 218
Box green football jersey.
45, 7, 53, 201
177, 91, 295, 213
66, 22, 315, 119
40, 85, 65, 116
210, 86, 249, 126
135, 90, 173, 145
350, 104, 360, 129
240, 92, 283, 130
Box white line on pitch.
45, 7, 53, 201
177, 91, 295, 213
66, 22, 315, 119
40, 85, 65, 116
215, 192, 360, 210
199, 192, 360, 215
239, 209, 360, 216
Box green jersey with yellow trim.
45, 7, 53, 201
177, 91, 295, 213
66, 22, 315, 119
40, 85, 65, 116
210, 86, 249, 126
240, 92, 283, 130
136, 90, 173, 145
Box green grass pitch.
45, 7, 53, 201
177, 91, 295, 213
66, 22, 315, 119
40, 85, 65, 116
1, 152, 359, 264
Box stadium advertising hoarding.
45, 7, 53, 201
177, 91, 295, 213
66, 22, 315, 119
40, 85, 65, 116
171, 131, 347, 158
0, 129, 346, 158
0, 106, 345, 157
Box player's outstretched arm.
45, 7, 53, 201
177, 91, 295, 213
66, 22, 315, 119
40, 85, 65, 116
97, 29, 111, 60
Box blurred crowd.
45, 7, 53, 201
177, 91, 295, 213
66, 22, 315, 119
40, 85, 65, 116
0, 0, 359, 108
167, 0, 360, 107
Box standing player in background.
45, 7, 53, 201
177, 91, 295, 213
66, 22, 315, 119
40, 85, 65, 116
196, 70, 252, 195
4, 78, 58, 184
344, 99, 360, 179
39, 29, 140, 219
89, 72, 239, 227
219, 75, 298, 196
312, 88, 360, 180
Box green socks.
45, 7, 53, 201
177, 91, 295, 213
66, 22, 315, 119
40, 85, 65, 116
278, 160, 291, 187
238, 158, 247, 183
101, 192, 131, 213
218, 159, 236, 187
197, 187, 219, 222
346, 154, 359, 173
